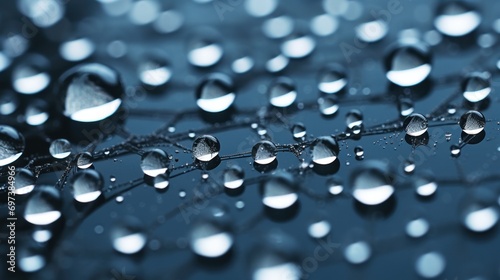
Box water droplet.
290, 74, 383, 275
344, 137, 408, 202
459, 110, 485, 135
406, 218, 429, 238
291, 123, 306, 140
415, 252, 446, 278
308, 220, 331, 239
252, 140, 277, 165
385, 43, 431, 87
231, 56, 254, 74
450, 145, 461, 157
235, 200, 245, 209
196, 73, 235, 113
128, 0, 160, 25
281, 34, 316, 59
223, 165, 245, 189
14, 168, 36, 195
311, 136, 339, 165
310, 14, 339, 37
153, 10, 184, 34
0, 91, 18, 115
462, 189, 499, 233
0, 125, 25, 166
140, 148, 169, 177
24, 186, 62, 225
434, 1, 481, 37
18, 0, 64, 27
49, 139, 71, 159
344, 241, 371, 264
318, 96, 339, 115
111, 217, 147, 254
268, 77, 297, 107
192, 135, 220, 162
187, 34, 223, 67
403, 113, 428, 137
25, 100, 49, 126
33, 229, 52, 243
59, 38, 95, 62
18, 245, 46, 272
354, 146, 364, 159
266, 53, 289, 73
346, 109, 363, 129
461, 72, 491, 103
189, 214, 233, 258
399, 98, 414, 117
447, 105, 456, 115
351, 161, 394, 205
138, 54, 172, 87
153, 173, 170, 189
327, 177, 344, 195
356, 19, 388, 43
58, 63, 124, 122
69, 169, 103, 203
115, 195, 124, 203
318, 64, 347, 94
245, 0, 278, 17
414, 173, 437, 197
261, 171, 298, 209
262, 16, 294, 39
404, 160, 416, 174
12, 54, 51, 95
76, 152, 94, 169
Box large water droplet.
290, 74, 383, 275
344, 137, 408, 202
138, 54, 172, 87
14, 168, 36, 195
261, 172, 298, 209
58, 63, 124, 122
0, 125, 25, 166
252, 140, 277, 165
192, 135, 220, 162
24, 186, 62, 225
351, 161, 394, 205
69, 169, 104, 203
404, 113, 428, 137
223, 165, 245, 189
196, 73, 235, 113
459, 110, 485, 135
49, 139, 71, 159
268, 77, 297, 108
140, 148, 169, 177
189, 214, 234, 258
344, 241, 371, 264
385, 43, 431, 87
318, 64, 347, 94
461, 72, 491, 103
111, 217, 147, 254
434, 1, 481, 37
415, 252, 446, 278
311, 136, 339, 165
12, 54, 51, 95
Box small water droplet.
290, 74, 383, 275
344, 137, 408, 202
399, 98, 414, 117
196, 73, 235, 113
111, 217, 147, 254
308, 220, 331, 239
327, 177, 344, 195
261, 171, 298, 209
24, 186, 62, 225
404, 160, 416, 174
450, 145, 461, 157
138, 54, 172, 87
268, 77, 297, 107
434, 1, 481, 37
69, 169, 104, 203
192, 135, 220, 162
351, 161, 394, 205
14, 168, 36, 195
0, 125, 25, 166
189, 214, 234, 258
415, 252, 446, 278
385, 43, 431, 87
318, 63, 347, 94
281, 33, 316, 59
356, 19, 388, 43
461, 72, 491, 103
403, 113, 428, 137
76, 152, 94, 169
291, 123, 307, 139
344, 241, 371, 264
252, 140, 277, 165
140, 148, 169, 177
406, 218, 429, 238
187, 33, 223, 67
462, 189, 499, 233
346, 109, 363, 130
49, 139, 71, 159
223, 165, 245, 189
311, 136, 339, 165
318, 96, 339, 115
459, 110, 485, 135
12, 54, 51, 95
414, 172, 437, 197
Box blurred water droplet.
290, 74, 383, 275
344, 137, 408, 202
281, 34, 316, 59
291, 123, 306, 139
70, 169, 104, 203
404, 160, 416, 174
266, 53, 289, 73
399, 98, 414, 117
261, 172, 298, 209
0, 125, 25, 166
24, 186, 62, 225
308, 219, 331, 239
232, 56, 254, 74
187, 34, 223, 67
189, 214, 233, 258
318, 96, 339, 115
354, 146, 364, 159
245, 0, 278, 17
14, 168, 36, 195
25, 100, 49, 126
346, 109, 363, 129
59, 38, 95, 62
385, 43, 431, 87
111, 217, 147, 254
18, 245, 46, 272
268, 77, 297, 107
344, 241, 371, 264
450, 145, 461, 157
462, 189, 499, 233
12, 54, 51, 95
351, 161, 394, 205
311, 136, 339, 165
414, 172, 437, 197
154, 10, 184, 34
193, 135, 220, 162
327, 177, 344, 195
459, 110, 485, 135
223, 165, 245, 189
356, 19, 388, 43
310, 14, 339, 37
128, 0, 160, 25
0, 91, 18, 115
49, 139, 72, 159
153, 173, 170, 189
461, 72, 491, 103
406, 218, 429, 238
252, 140, 277, 165
404, 113, 428, 137
318, 64, 347, 94
138, 54, 172, 86
415, 252, 446, 278
196, 73, 235, 113
262, 16, 294, 39
140, 148, 169, 177
18, 0, 64, 28
434, 1, 481, 37
58, 63, 124, 122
